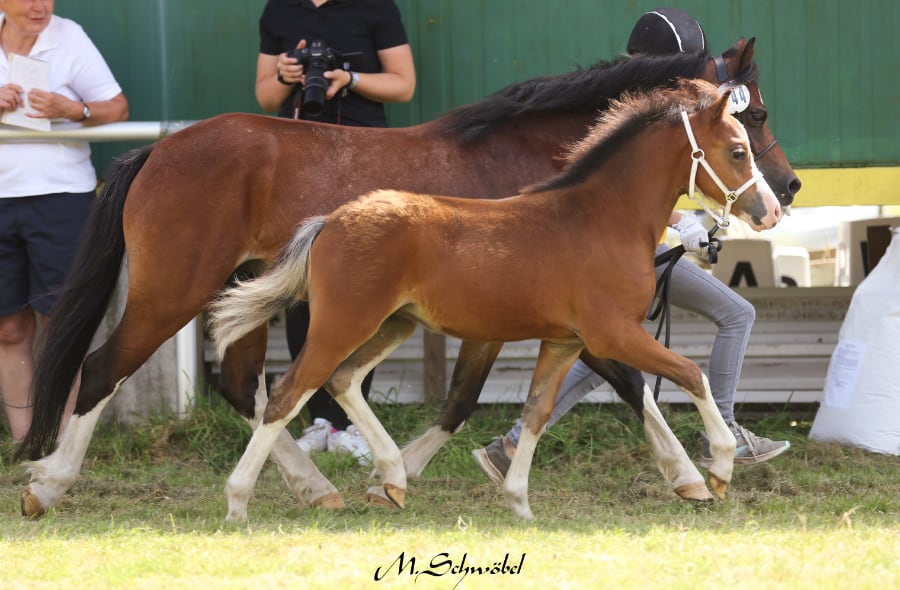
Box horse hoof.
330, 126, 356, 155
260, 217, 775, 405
366, 486, 400, 509
708, 473, 729, 500
21, 488, 45, 519
311, 492, 346, 511
674, 481, 714, 502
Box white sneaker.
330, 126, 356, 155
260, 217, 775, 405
295, 417, 332, 453
328, 425, 372, 465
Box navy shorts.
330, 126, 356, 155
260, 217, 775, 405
0, 192, 95, 316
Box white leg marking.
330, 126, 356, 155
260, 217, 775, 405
241, 373, 340, 505
24, 381, 121, 511
502, 426, 539, 519
401, 424, 456, 479
640, 385, 708, 496
681, 374, 735, 486
336, 371, 405, 492
225, 389, 313, 521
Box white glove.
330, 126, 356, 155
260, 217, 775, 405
672, 214, 707, 254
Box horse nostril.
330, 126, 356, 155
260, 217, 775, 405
789, 177, 802, 196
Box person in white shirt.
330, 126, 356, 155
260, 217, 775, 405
0, 0, 128, 441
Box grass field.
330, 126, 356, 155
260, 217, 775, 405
1, 400, 898, 589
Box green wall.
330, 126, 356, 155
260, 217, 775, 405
55, 0, 898, 174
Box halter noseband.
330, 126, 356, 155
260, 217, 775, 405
680, 110, 763, 229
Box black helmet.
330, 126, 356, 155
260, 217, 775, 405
626, 7, 707, 55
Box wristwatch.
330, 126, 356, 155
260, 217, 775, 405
347, 71, 360, 90
81, 102, 91, 121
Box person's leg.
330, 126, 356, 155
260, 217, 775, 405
0, 309, 36, 442
472, 358, 599, 483
506, 358, 596, 446
659, 250, 753, 423
659, 245, 789, 465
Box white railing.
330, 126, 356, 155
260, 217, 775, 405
0, 120, 195, 142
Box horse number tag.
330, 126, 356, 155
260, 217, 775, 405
719, 83, 751, 114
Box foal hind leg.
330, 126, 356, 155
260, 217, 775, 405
218, 327, 344, 510
323, 317, 418, 508
503, 341, 582, 519
580, 354, 711, 502
402, 340, 504, 479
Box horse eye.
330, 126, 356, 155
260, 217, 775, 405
750, 109, 768, 125
730, 147, 747, 161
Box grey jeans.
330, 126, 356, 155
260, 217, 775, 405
507, 244, 754, 445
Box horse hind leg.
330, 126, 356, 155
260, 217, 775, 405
503, 341, 582, 519
217, 325, 344, 510
323, 316, 418, 509
22, 303, 196, 517
402, 340, 503, 479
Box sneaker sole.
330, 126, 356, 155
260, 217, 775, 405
471, 448, 506, 486
698, 440, 791, 468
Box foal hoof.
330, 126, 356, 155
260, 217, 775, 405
674, 481, 714, 503
21, 488, 45, 519
366, 484, 406, 509
708, 473, 729, 500
311, 492, 346, 511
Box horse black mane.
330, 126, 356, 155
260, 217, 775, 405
435, 48, 758, 144
524, 80, 720, 195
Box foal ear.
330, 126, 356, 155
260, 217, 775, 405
712, 90, 733, 120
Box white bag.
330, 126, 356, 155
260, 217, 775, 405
809, 227, 900, 455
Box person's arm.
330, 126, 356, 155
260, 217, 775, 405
256, 51, 296, 113
670, 211, 708, 253
325, 43, 416, 103
24, 89, 128, 126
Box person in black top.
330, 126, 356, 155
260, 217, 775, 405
255, 0, 415, 464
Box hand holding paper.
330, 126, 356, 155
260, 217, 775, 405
1, 54, 51, 131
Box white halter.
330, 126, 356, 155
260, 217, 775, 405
680, 110, 764, 228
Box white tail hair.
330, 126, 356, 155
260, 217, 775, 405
209, 216, 327, 359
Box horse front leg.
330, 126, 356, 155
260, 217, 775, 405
402, 340, 503, 479
504, 341, 582, 519
580, 354, 712, 502
218, 327, 344, 510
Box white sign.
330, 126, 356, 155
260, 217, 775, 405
1, 54, 51, 132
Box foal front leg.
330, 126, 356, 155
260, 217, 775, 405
503, 342, 582, 519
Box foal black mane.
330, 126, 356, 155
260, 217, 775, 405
435, 47, 758, 144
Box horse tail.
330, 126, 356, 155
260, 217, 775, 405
16, 144, 155, 462
209, 216, 327, 359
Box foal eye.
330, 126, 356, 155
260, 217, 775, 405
730, 147, 747, 161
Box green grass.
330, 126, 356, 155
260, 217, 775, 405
2, 401, 898, 589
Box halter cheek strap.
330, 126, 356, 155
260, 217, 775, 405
680, 110, 764, 229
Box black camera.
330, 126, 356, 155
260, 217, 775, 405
289, 40, 343, 116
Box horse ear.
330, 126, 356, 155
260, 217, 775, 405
739, 37, 756, 72
712, 89, 733, 120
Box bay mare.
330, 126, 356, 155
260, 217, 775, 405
19, 39, 798, 518
209, 80, 782, 520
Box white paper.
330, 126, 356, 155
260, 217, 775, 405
821, 339, 866, 409
1, 54, 51, 131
